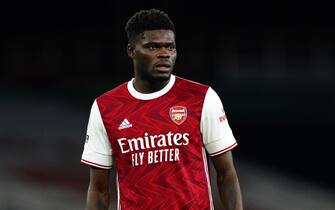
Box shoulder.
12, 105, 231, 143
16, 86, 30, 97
174, 76, 225, 105
175, 76, 209, 94
96, 81, 129, 101
93, 81, 130, 113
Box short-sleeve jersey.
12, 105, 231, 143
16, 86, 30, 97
81, 75, 237, 210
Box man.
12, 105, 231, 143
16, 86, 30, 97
81, 8, 243, 210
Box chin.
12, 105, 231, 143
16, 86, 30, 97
152, 72, 172, 81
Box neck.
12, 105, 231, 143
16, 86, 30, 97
133, 76, 170, 93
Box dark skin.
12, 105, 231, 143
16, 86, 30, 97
212, 151, 243, 210
85, 29, 243, 210
86, 167, 110, 210
127, 29, 177, 93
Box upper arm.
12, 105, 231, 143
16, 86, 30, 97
211, 151, 236, 176
211, 149, 243, 210
88, 167, 111, 193
86, 167, 111, 210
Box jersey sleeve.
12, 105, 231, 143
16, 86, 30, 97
81, 100, 112, 169
200, 87, 238, 157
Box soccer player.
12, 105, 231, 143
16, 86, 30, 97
81, 8, 243, 210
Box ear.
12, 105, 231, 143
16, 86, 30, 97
127, 43, 135, 59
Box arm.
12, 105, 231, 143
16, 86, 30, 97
85, 167, 110, 210
211, 151, 243, 210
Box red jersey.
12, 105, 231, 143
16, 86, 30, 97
81, 75, 237, 210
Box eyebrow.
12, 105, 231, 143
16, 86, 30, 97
143, 42, 175, 47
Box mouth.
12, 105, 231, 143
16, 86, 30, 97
154, 61, 172, 72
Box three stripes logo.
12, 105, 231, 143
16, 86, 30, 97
118, 118, 133, 130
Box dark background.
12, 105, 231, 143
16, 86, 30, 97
1, 0, 334, 209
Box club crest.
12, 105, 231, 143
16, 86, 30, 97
169, 106, 187, 125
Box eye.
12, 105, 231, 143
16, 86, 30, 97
148, 45, 157, 51
168, 45, 176, 51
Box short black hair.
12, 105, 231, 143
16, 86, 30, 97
125, 8, 175, 43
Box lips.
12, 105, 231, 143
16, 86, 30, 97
154, 61, 172, 72
155, 61, 171, 68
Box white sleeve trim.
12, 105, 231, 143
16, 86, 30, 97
81, 100, 112, 168
208, 141, 238, 157
81, 158, 112, 169
201, 87, 237, 155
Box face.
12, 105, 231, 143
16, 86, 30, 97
128, 29, 177, 82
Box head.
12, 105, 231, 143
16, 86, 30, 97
125, 9, 177, 82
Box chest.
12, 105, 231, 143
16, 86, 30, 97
105, 95, 203, 139
98, 91, 206, 169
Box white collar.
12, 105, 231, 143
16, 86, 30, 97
127, 75, 176, 100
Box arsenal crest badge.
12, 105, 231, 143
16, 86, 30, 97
169, 106, 187, 125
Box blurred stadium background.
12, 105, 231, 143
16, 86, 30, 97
1, 1, 335, 209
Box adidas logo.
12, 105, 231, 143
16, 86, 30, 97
118, 118, 133, 130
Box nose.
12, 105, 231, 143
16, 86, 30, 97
157, 47, 171, 58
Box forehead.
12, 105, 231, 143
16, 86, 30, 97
139, 30, 175, 43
